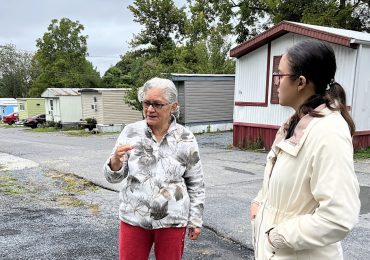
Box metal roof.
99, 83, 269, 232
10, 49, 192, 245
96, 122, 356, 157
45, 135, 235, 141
230, 21, 370, 58
171, 73, 235, 81
44, 88, 81, 96
0, 98, 17, 106
290, 22, 370, 43
78, 88, 131, 93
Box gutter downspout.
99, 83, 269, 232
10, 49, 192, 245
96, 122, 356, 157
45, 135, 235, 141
351, 43, 362, 127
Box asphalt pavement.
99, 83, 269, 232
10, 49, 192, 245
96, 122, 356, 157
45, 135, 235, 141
0, 127, 369, 259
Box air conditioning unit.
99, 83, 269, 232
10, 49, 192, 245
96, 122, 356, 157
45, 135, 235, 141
91, 104, 98, 111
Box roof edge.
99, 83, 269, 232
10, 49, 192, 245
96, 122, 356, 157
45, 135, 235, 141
230, 21, 354, 58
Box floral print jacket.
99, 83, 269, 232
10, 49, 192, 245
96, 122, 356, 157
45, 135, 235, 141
103, 118, 205, 229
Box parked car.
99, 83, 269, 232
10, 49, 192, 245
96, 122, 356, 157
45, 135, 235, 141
2, 112, 19, 125
23, 114, 46, 128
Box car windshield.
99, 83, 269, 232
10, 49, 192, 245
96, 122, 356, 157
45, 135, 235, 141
32, 114, 42, 119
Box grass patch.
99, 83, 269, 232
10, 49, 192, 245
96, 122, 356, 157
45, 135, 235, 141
53, 195, 86, 207
45, 171, 99, 194
354, 147, 370, 160
63, 129, 119, 137
28, 127, 60, 133
63, 129, 94, 136
0, 123, 23, 128
0, 174, 35, 196
45, 170, 100, 212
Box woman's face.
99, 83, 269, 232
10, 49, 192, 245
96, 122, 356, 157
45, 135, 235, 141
277, 54, 300, 108
143, 87, 177, 129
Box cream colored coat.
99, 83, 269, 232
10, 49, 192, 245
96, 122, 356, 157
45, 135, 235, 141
253, 106, 360, 260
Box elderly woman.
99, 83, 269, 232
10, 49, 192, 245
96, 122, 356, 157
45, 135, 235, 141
103, 77, 205, 260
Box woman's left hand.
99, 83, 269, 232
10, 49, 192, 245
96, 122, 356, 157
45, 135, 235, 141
188, 227, 201, 240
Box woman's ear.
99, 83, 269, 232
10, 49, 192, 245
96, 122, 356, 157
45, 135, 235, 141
171, 102, 178, 113
297, 76, 307, 92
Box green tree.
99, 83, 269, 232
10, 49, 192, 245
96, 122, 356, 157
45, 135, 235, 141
102, 0, 236, 110
0, 44, 33, 98
190, 0, 370, 43
128, 0, 187, 54
29, 18, 102, 97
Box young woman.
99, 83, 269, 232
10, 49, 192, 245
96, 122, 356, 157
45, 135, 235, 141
250, 40, 361, 259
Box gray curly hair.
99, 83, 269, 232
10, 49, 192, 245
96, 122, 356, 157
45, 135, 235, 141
138, 77, 180, 118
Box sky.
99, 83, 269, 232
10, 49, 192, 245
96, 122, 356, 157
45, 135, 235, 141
0, 0, 141, 75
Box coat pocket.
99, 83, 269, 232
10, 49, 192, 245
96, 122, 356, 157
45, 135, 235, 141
264, 234, 277, 260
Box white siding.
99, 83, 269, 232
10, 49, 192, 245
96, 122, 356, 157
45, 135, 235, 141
45, 98, 61, 122
235, 45, 268, 103
59, 96, 83, 123
234, 105, 294, 126
352, 45, 370, 131
45, 98, 52, 121
234, 33, 359, 127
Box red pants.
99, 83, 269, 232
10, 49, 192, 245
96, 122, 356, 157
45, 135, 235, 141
119, 221, 186, 260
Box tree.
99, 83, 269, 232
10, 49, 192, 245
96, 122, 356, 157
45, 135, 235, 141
128, 0, 187, 54
29, 18, 102, 97
0, 44, 33, 98
101, 0, 236, 110
189, 0, 370, 43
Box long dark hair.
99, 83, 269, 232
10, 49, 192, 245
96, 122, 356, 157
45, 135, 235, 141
284, 39, 355, 137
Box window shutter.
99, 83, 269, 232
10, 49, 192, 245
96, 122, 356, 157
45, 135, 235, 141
270, 55, 282, 104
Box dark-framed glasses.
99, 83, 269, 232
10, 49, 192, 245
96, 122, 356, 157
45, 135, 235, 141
142, 101, 170, 110
272, 72, 296, 85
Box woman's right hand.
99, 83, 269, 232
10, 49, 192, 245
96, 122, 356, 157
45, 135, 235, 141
250, 201, 259, 220
110, 144, 134, 171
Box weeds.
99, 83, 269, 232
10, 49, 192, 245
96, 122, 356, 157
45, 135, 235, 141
0, 174, 35, 196
354, 147, 370, 160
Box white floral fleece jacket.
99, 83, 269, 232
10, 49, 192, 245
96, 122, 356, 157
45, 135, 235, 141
103, 118, 205, 229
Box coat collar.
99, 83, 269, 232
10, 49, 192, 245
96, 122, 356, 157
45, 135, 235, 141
145, 115, 178, 137
272, 104, 333, 157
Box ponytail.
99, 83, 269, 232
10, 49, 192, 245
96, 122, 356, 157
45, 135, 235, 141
285, 82, 355, 138
325, 82, 355, 135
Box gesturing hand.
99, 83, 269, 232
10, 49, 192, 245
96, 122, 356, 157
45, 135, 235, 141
110, 144, 134, 171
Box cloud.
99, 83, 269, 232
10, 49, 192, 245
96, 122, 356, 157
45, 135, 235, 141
0, 0, 141, 75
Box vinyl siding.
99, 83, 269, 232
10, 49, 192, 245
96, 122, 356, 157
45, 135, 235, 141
352, 45, 370, 131
81, 93, 103, 123
184, 80, 234, 124
17, 98, 45, 120
59, 96, 83, 123
234, 33, 359, 127
102, 90, 142, 125
235, 45, 268, 103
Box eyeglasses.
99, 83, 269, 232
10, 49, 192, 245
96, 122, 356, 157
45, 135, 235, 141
272, 72, 296, 85
142, 101, 170, 110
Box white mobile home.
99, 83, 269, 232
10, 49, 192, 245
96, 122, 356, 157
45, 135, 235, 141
41, 88, 82, 125
230, 21, 370, 149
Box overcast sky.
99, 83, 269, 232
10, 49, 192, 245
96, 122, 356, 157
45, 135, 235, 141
0, 0, 141, 75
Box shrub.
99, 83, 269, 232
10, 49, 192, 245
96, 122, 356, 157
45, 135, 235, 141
85, 117, 97, 125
